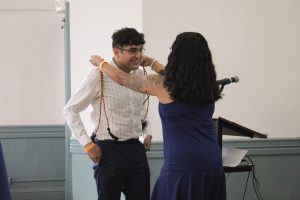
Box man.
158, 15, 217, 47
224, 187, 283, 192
64, 27, 152, 200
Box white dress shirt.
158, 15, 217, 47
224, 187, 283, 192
63, 60, 151, 147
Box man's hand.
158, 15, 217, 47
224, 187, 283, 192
84, 142, 102, 163
143, 135, 152, 151
90, 55, 104, 67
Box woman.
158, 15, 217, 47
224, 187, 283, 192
90, 32, 226, 200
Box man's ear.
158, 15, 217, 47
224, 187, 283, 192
113, 48, 119, 57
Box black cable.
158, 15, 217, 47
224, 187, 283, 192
245, 155, 263, 200
242, 171, 251, 200
225, 173, 231, 180
240, 159, 251, 200
248, 156, 263, 200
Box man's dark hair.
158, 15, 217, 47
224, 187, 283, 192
163, 32, 221, 105
112, 27, 145, 48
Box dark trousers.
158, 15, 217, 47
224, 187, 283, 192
93, 139, 150, 200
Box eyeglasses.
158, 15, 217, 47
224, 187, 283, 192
119, 47, 145, 55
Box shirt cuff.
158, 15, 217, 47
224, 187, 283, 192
77, 133, 93, 147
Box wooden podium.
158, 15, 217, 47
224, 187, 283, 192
213, 117, 267, 173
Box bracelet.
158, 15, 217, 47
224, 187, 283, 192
84, 142, 96, 153
99, 60, 108, 72
150, 59, 157, 69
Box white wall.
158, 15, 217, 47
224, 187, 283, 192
143, 0, 300, 139
1, 0, 299, 139
0, 0, 65, 125
69, 0, 143, 134
70, 0, 300, 140
68, 4, 143, 197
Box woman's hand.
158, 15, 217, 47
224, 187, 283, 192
90, 55, 104, 67
141, 55, 155, 67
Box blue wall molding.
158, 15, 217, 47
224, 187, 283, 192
0, 125, 65, 139
223, 138, 300, 155
70, 137, 300, 200
70, 137, 300, 155
0, 125, 65, 200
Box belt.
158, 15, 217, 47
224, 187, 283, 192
95, 138, 139, 145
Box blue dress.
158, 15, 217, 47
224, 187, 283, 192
151, 102, 226, 200
0, 142, 11, 200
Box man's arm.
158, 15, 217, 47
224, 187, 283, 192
63, 68, 102, 163
63, 68, 99, 146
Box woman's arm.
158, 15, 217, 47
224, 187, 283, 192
90, 55, 163, 96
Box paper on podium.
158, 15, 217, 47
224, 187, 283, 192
222, 147, 248, 167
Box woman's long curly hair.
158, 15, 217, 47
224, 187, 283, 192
163, 32, 221, 105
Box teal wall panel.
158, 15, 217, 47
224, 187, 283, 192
3, 127, 298, 200
0, 125, 65, 200
71, 153, 97, 200
71, 138, 300, 200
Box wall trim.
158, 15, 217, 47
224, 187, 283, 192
1, 125, 66, 200
0, 9, 55, 12
11, 186, 65, 193
222, 137, 300, 155
70, 137, 300, 200
70, 137, 300, 156
0, 125, 65, 139
11, 187, 65, 200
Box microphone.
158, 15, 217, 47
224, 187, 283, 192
217, 76, 239, 85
